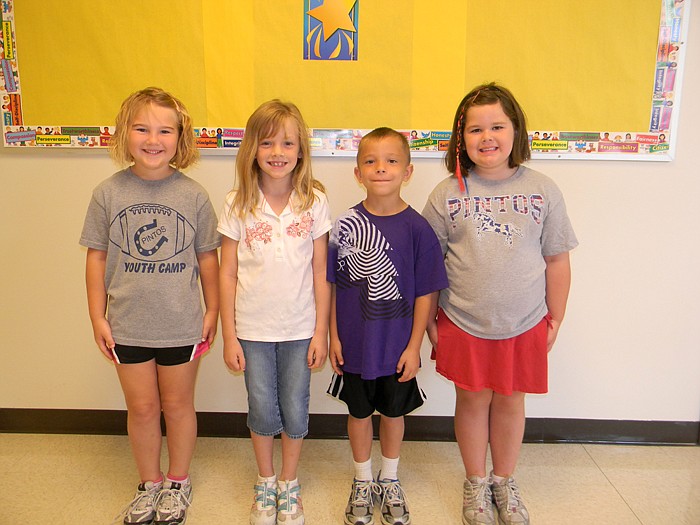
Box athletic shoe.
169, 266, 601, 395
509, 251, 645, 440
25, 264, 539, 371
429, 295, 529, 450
117, 480, 163, 525
377, 475, 411, 525
154, 480, 192, 525
276, 480, 304, 524
491, 476, 530, 525
344, 478, 381, 525
462, 477, 495, 525
250, 478, 278, 525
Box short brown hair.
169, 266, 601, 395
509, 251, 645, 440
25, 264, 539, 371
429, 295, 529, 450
357, 127, 411, 164
445, 83, 530, 176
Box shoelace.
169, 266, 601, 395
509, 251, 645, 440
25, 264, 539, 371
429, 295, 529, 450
112, 485, 159, 525
500, 478, 524, 511
352, 480, 382, 507
465, 479, 492, 512
253, 481, 277, 509
277, 483, 300, 513
380, 480, 408, 508
153, 485, 192, 519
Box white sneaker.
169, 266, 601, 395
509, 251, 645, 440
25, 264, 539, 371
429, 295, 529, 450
250, 477, 278, 525
154, 479, 192, 525
276, 479, 304, 525
116, 480, 163, 525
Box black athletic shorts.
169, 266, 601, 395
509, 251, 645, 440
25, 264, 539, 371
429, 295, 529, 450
327, 371, 426, 419
112, 341, 209, 366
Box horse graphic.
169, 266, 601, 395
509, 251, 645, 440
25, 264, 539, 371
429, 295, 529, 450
473, 212, 523, 247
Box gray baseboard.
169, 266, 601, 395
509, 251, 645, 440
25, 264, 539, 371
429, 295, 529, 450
1, 409, 698, 445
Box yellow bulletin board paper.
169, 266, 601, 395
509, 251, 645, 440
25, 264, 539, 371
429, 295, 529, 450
1, 0, 691, 160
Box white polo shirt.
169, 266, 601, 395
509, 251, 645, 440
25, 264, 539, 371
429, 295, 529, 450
218, 188, 332, 342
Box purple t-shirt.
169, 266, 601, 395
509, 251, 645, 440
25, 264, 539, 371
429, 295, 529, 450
328, 203, 448, 379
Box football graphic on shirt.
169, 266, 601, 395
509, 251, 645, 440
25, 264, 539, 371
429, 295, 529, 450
110, 203, 195, 261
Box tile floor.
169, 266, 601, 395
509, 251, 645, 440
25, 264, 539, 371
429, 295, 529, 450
2, 433, 699, 524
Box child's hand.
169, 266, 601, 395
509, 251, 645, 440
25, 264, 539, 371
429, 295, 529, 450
92, 318, 115, 361
547, 318, 561, 352
426, 318, 438, 347
396, 348, 420, 382
329, 339, 344, 375
201, 310, 218, 344
308, 333, 328, 369
223, 339, 246, 372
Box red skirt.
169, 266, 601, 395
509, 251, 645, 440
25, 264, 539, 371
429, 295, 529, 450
433, 309, 549, 395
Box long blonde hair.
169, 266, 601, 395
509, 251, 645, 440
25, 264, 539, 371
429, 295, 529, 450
110, 87, 199, 170
231, 100, 324, 218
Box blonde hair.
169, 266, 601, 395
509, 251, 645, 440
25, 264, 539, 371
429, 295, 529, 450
231, 99, 324, 218
110, 87, 199, 170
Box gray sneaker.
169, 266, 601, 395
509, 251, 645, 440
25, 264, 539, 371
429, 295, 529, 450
154, 480, 192, 525
344, 478, 381, 525
118, 480, 163, 525
491, 476, 529, 525
462, 477, 495, 525
377, 477, 411, 525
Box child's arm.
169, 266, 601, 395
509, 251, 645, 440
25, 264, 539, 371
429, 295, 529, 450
308, 233, 330, 369
329, 284, 344, 375
544, 251, 572, 351
85, 248, 115, 359
426, 292, 439, 348
196, 249, 220, 345
397, 291, 438, 382
219, 236, 246, 371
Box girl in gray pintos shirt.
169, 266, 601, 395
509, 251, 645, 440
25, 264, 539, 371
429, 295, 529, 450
422, 83, 578, 525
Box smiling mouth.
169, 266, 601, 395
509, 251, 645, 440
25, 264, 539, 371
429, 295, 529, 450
268, 161, 287, 167
143, 149, 164, 155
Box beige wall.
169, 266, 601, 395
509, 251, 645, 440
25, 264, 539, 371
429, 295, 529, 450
2, 7, 699, 423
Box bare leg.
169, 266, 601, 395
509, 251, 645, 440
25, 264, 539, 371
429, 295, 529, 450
251, 432, 275, 478
454, 386, 493, 478
280, 433, 303, 481
348, 415, 374, 463
378, 415, 404, 459
157, 358, 200, 478
115, 360, 162, 482
489, 391, 526, 478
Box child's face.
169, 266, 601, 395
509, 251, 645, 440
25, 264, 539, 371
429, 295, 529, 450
255, 118, 301, 182
354, 136, 413, 198
127, 103, 179, 180
463, 102, 514, 178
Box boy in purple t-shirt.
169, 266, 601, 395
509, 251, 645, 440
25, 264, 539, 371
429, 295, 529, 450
327, 127, 448, 525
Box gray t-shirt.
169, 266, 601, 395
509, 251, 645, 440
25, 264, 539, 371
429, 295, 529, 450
422, 166, 578, 339
80, 168, 221, 347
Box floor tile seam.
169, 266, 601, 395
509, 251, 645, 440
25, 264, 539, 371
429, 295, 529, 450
581, 444, 645, 524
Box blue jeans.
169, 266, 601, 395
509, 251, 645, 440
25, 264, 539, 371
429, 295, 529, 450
240, 338, 312, 439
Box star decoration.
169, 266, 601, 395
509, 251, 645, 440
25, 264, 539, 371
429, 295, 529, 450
307, 0, 357, 41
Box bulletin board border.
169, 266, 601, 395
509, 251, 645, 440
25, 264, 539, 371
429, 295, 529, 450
0, 0, 692, 161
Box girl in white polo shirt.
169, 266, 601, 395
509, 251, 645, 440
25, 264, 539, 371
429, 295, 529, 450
218, 100, 331, 525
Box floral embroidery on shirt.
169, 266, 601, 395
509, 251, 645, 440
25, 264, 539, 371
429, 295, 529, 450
286, 212, 314, 239
245, 221, 273, 251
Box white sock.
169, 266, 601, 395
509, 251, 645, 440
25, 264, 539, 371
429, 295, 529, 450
380, 456, 399, 481
257, 474, 277, 484
354, 458, 373, 481
279, 478, 298, 487
468, 475, 488, 484
491, 472, 506, 484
